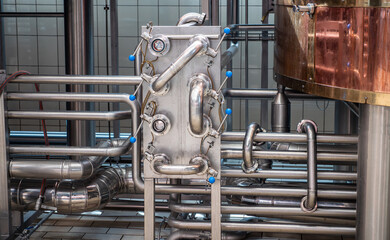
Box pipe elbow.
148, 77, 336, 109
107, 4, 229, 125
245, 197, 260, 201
177, 12, 206, 26
242, 122, 261, 173
188, 73, 211, 137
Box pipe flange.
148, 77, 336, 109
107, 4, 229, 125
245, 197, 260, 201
150, 75, 170, 96
300, 196, 318, 213
187, 114, 211, 138
188, 35, 210, 56
148, 34, 170, 57
149, 114, 171, 136
241, 161, 259, 174
297, 119, 318, 133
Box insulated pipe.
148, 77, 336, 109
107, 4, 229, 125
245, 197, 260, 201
169, 204, 356, 218
298, 120, 318, 212
150, 35, 210, 93
176, 12, 206, 26
12, 75, 142, 85
6, 110, 131, 121
167, 218, 356, 235
9, 140, 114, 179
221, 43, 239, 69
242, 122, 260, 173
153, 155, 208, 175
10, 167, 126, 214
221, 132, 358, 144
189, 73, 211, 136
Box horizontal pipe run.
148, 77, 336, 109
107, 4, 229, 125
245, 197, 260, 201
0, 12, 64, 17
155, 185, 356, 199
7, 93, 140, 158
221, 150, 357, 162
168, 218, 355, 235
154, 163, 207, 175
223, 88, 324, 100
221, 132, 358, 144
12, 75, 142, 85
6, 110, 131, 121
9, 144, 129, 157
221, 169, 357, 181
169, 204, 356, 218
228, 24, 275, 31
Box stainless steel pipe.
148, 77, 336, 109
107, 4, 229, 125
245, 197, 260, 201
168, 218, 355, 235
221, 169, 357, 181
221, 43, 239, 69
9, 140, 114, 179
188, 73, 211, 136
223, 88, 324, 100
10, 167, 127, 213
6, 110, 131, 121
221, 150, 357, 163
7, 93, 140, 159
153, 155, 208, 175
12, 75, 142, 85
298, 120, 318, 211
150, 35, 210, 93
242, 122, 261, 173
169, 204, 356, 218
221, 132, 358, 144
177, 12, 206, 26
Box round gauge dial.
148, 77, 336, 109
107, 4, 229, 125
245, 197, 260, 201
148, 35, 170, 57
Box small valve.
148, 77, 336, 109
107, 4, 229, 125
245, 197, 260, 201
214, 27, 231, 52
208, 71, 232, 103
209, 108, 232, 138
217, 71, 232, 93
129, 78, 144, 101
128, 31, 152, 61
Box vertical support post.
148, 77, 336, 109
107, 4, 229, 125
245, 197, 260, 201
211, 178, 221, 239
211, 0, 219, 26
260, 0, 269, 129
110, 0, 120, 138
64, 0, 95, 148
334, 101, 358, 182
0, 1, 5, 70
226, 0, 239, 131
357, 104, 390, 240
0, 71, 11, 239
244, 0, 249, 128
144, 178, 155, 240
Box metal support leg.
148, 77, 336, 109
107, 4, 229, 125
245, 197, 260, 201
357, 104, 390, 240
211, 178, 221, 239
0, 88, 11, 239
144, 178, 155, 240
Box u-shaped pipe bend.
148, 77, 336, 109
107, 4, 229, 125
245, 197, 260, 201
242, 122, 261, 173
297, 119, 318, 212
152, 154, 208, 175
188, 73, 212, 137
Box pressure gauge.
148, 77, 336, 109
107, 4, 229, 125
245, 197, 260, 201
148, 34, 170, 57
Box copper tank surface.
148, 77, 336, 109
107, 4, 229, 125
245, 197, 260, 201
275, 2, 390, 106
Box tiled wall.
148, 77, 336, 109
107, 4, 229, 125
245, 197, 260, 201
2, 0, 335, 134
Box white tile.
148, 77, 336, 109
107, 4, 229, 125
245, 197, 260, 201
38, 36, 58, 66
118, 6, 138, 37
18, 36, 38, 66
4, 36, 18, 66
158, 6, 179, 26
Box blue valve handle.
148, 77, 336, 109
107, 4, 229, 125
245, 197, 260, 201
225, 108, 232, 115
129, 95, 136, 101
208, 176, 216, 184
130, 137, 137, 143
224, 27, 231, 35
128, 55, 135, 62
226, 71, 233, 78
